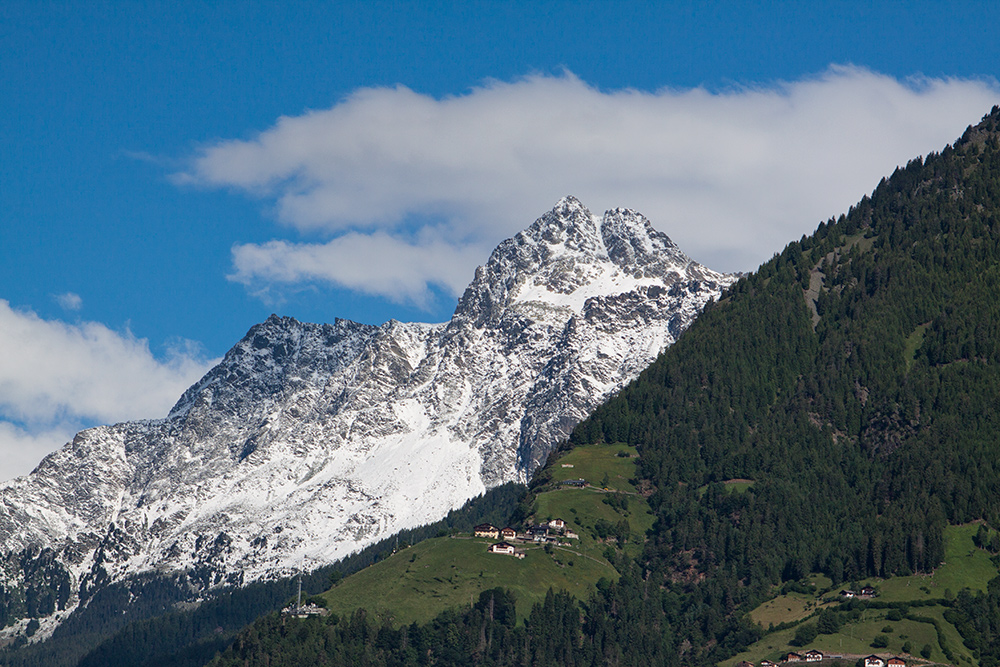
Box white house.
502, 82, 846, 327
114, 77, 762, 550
488, 541, 516, 555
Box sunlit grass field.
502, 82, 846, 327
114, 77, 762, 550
319, 444, 649, 625
728, 523, 997, 667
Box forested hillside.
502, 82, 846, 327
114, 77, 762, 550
208, 106, 1000, 666
575, 105, 1000, 590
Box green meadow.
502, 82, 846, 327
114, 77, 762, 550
320, 536, 615, 625
547, 443, 640, 490
320, 444, 650, 625
727, 523, 998, 667
751, 592, 829, 627
870, 523, 997, 601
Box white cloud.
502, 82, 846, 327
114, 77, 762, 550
0, 300, 217, 481
181, 66, 1000, 300
55, 292, 83, 311
230, 230, 489, 305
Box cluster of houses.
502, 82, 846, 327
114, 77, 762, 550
472, 519, 579, 557
862, 657, 907, 667
839, 586, 877, 598
738, 653, 907, 667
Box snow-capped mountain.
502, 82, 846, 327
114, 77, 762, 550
0, 197, 735, 638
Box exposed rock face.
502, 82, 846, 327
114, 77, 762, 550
0, 197, 735, 638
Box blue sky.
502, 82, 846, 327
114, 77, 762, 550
2, 1, 999, 479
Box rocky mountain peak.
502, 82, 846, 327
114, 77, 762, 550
0, 197, 736, 645
453, 196, 604, 327
601, 207, 677, 264
602, 207, 723, 283
519, 195, 604, 256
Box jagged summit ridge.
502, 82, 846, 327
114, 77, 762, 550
458, 196, 709, 321
525, 195, 603, 253
0, 197, 735, 641
604, 208, 682, 272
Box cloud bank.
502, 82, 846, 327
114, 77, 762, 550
181, 66, 999, 303
0, 301, 217, 481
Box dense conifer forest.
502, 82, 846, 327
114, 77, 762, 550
202, 106, 1000, 666
576, 106, 1000, 595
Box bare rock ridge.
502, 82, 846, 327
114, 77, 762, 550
0, 196, 736, 640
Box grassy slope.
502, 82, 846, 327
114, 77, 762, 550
319, 536, 615, 625
727, 524, 998, 667
546, 444, 638, 488
750, 592, 830, 627
535, 444, 655, 559
319, 444, 648, 625
873, 523, 997, 601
